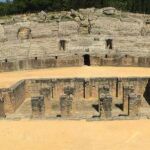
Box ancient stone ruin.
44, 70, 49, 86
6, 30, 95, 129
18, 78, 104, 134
0, 8, 150, 120
0, 77, 149, 120
0, 8, 150, 71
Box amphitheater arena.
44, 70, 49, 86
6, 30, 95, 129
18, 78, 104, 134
0, 7, 150, 150
0, 7, 150, 120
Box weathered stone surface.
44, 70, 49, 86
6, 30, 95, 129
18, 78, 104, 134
0, 8, 149, 71
60, 94, 73, 117
102, 7, 116, 15
1, 77, 150, 120
64, 86, 74, 96
59, 21, 79, 36
128, 93, 141, 117
31, 96, 45, 118
79, 8, 95, 16
0, 98, 5, 118
0, 24, 6, 42
123, 85, 135, 115
17, 27, 32, 40
38, 11, 47, 22
99, 93, 112, 119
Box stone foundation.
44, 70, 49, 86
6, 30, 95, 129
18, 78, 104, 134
0, 77, 150, 120
1, 55, 150, 72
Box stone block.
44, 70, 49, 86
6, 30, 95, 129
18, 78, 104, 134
123, 85, 134, 114
64, 86, 74, 96
0, 98, 6, 118
128, 93, 141, 117
99, 85, 110, 98
60, 94, 73, 117
99, 93, 112, 119
31, 96, 45, 118
103, 7, 116, 15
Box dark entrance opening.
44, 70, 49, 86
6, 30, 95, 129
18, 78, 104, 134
60, 40, 66, 51
106, 39, 113, 49
5, 59, 8, 63
144, 79, 150, 105
83, 54, 90, 66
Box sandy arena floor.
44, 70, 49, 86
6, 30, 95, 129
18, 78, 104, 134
1, 66, 150, 150
0, 120, 150, 150
1, 66, 150, 88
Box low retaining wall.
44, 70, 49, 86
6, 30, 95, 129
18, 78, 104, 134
0, 54, 150, 72
1, 80, 26, 113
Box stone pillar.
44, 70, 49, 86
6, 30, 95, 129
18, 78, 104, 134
117, 79, 123, 100
60, 86, 74, 117
99, 93, 112, 119
40, 88, 51, 117
84, 80, 90, 99
64, 86, 74, 96
31, 96, 45, 118
74, 79, 84, 100
128, 93, 141, 117
0, 98, 6, 118
60, 95, 73, 117
98, 85, 110, 97
123, 85, 134, 115
98, 85, 112, 119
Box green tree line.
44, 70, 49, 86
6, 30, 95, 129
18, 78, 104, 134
0, 0, 150, 16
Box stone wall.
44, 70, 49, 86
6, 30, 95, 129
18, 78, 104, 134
0, 8, 150, 72
0, 54, 150, 72
1, 77, 150, 120
1, 80, 26, 113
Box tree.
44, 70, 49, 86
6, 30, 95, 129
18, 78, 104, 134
0, 0, 150, 16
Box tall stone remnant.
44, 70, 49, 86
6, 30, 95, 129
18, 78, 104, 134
123, 85, 134, 115
40, 87, 51, 117
128, 93, 141, 117
123, 85, 141, 117
99, 85, 112, 119
60, 95, 73, 117
31, 96, 45, 118
0, 97, 5, 118
60, 86, 74, 117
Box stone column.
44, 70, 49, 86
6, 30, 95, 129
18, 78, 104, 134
128, 93, 141, 117
60, 95, 73, 117
40, 88, 51, 117
60, 86, 74, 117
99, 85, 110, 96
31, 96, 45, 118
99, 93, 112, 119
123, 85, 134, 115
0, 98, 6, 118
117, 79, 123, 100
84, 80, 90, 100
74, 79, 84, 100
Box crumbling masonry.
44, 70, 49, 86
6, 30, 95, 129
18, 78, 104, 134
0, 8, 150, 71
0, 8, 150, 120
0, 77, 149, 120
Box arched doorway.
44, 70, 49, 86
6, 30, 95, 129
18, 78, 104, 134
83, 54, 90, 66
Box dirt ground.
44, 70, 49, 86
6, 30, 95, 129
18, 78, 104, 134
0, 120, 150, 150
1, 66, 150, 150
1, 66, 150, 88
